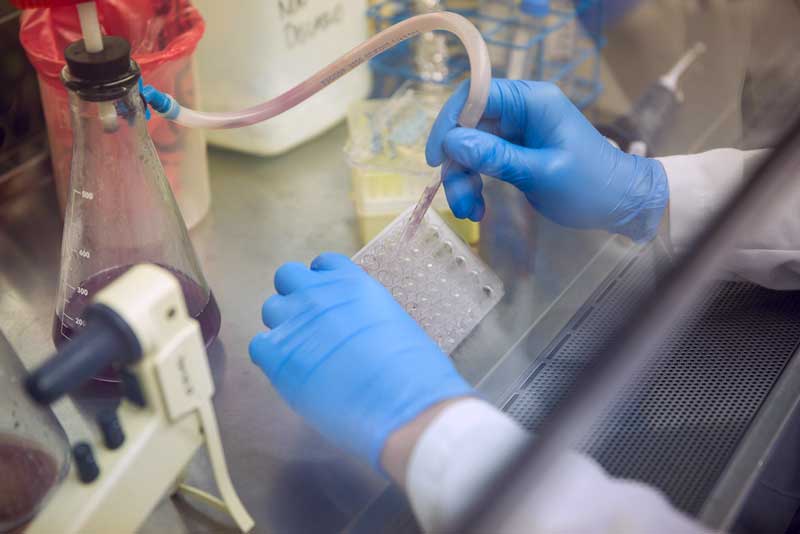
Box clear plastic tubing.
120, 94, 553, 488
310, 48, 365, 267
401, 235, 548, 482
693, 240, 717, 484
149, 12, 490, 241
153, 12, 491, 131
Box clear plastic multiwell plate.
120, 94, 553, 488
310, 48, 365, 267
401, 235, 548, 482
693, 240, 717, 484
353, 206, 504, 354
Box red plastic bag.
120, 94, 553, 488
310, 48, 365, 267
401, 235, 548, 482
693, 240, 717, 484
20, 0, 204, 80
19, 0, 210, 227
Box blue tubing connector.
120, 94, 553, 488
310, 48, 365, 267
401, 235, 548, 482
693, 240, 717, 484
141, 84, 180, 120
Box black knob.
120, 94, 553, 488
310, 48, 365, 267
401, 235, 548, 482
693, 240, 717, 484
72, 442, 100, 483
97, 409, 125, 450
26, 303, 142, 405
120, 368, 147, 407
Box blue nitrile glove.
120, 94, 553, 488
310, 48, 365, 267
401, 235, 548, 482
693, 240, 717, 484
249, 253, 473, 470
426, 79, 669, 242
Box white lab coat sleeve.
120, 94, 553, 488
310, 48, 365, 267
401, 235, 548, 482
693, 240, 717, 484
405, 398, 706, 533
659, 148, 800, 289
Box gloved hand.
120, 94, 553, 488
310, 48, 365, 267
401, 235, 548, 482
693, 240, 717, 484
249, 253, 473, 469
426, 79, 669, 242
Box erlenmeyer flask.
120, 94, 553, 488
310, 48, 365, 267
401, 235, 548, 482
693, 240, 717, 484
0, 329, 69, 531
52, 36, 220, 368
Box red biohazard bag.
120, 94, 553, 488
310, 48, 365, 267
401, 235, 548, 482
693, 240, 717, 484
19, 0, 210, 227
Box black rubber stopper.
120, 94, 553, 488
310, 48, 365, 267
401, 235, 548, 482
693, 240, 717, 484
64, 36, 132, 83
97, 409, 125, 450
72, 442, 100, 483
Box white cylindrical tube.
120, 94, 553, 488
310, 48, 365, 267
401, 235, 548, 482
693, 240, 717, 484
76, 2, 103, 53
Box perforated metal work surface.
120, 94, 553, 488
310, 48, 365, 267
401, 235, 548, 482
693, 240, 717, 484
501, 248, 800, 515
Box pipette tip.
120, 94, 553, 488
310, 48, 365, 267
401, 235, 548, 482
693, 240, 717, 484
400, 160, 451, 243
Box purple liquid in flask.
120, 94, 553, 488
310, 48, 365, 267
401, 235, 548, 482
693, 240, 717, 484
0, 434, 60, 532
53, 265, 220, 382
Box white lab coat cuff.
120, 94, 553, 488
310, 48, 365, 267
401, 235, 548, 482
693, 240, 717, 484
405, 399, 707, 533
658, 148, 745, 253
405, 398, 527, 532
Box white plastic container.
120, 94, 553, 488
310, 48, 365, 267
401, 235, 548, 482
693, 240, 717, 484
193, 0, 371, 155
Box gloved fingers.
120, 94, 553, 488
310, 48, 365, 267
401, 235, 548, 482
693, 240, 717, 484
249, 331, 283, 378
427, 79, 575, 167
470, 201, 486, 222
463, 80, 532, 141
476, 117, 501, 137
468, 187, 486, 222
426, 80, 470, 166
443, 163, 483, 219
262, 293, 309, 329
437, 120, 510, 167
274, 262, 317, 295
462, 170, 485, 222
310, 252, 356, 272
442, 128, 548, 192
427, 79, 541, 167
483, 80, 577, 146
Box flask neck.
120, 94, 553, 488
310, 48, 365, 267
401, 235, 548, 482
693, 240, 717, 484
67, 83, 148, 144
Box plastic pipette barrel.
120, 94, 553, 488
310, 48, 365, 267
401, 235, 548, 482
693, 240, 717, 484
599, 43, 706, 156
599, 84, 679, 157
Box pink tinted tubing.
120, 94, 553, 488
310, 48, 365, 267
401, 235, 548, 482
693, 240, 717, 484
174, 12, 491, 130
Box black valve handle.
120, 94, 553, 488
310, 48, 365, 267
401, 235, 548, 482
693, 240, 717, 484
26, 304, 142, 404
